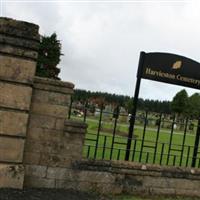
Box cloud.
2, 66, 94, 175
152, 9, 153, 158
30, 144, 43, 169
3, 1, 200, 100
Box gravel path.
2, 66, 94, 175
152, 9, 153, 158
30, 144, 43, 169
0, 189, 109, 200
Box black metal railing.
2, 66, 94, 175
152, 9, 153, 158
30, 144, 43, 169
68, 99, 200, 168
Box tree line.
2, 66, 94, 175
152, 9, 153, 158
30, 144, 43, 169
73, 89, 171, 113
73, 89, 200, 117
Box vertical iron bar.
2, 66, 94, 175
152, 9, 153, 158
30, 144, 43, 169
139, 111, 148, 162
102, 136, 107, 159
160, 143, 164, 165
125, 52, 146, 161
173, 155, 176, 166
68, 97, 73, 119
110, 107, 119, 160
180, 118, 188, 166
186, 146, 190, 167
94, 104, 104, 159
166, 114, 175, 165
87, 146, 90, 158
132, 139, 137, 161
192, 116, 200, 167
153, 113, 162, 164
83, 100, 88, 122
198, 158, 200, 168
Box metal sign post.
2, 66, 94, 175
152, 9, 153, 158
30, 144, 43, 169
125, 52, 145, 161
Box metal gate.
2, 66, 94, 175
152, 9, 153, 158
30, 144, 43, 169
68, 100, 200, 168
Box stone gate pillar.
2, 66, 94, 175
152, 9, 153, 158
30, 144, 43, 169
0, 17, 39, 188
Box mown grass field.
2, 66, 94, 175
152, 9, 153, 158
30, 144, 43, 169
75, 115, 200, 167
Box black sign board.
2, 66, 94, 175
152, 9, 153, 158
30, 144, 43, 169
141, 52, 200, 89
125, 51, 200, 161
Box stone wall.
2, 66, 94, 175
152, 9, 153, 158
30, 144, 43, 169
24, 119, 87, 188
25, 157, 200, 197
0, 17, 88, 191
0, 17, 39, 188
23, 77, 88, 187
24, 76, 74, 167
73, 160, 200, 197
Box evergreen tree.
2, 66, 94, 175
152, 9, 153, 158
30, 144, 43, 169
36, 33, 62, 79
171, 89, 189, 116
188, 93, 200, 118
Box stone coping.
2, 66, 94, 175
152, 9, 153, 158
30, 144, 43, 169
75, 159, 200, 178
34, 76, 74, 89
0, 34, 39, 51
65, 120, 88, 128
33, 77, 74, 94
0, 17, 39, 41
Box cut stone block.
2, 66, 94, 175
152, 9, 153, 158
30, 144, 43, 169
0, 137, 25, 162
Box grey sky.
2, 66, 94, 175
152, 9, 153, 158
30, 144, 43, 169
2, 0, 200, 101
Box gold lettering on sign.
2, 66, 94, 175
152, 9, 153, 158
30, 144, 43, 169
145, 68, 175, 79
145, 67, 200, 86
176, 75, 200, 86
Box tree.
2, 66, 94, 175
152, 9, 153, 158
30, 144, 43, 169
36, 33, 62, 79
188, 93, 200, 118
125, 98, 134, 113
171, 89, 189, 116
